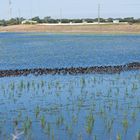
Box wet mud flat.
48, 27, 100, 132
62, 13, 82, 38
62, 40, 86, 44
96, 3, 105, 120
0, 62, 140, 77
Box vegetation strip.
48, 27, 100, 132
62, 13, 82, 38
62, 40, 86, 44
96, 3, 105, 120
0, 62, 140, 77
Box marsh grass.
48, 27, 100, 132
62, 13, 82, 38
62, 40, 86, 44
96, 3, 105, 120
116, 133, 121, 140
0, 72, 140, 139
22, 117, 32, 134
40, 115, 46, 128
85, 112, 94, 134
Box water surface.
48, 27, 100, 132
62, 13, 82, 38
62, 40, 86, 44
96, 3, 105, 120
0, 33, 140, 70
0, 71, 140, 140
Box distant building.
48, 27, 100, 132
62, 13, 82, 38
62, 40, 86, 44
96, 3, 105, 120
21, 20, 37, 24
82, 20, 87, 24
113, 20, 120, 24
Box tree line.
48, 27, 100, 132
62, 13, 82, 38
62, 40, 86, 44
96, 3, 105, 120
0, 16, 140, 26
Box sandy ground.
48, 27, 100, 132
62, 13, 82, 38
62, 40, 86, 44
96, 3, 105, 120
0, 24, 140, 34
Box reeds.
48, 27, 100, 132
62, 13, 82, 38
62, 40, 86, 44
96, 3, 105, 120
0, 71, 139, 139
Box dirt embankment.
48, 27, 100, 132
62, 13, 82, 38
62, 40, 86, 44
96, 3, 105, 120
0, 24, 140, 34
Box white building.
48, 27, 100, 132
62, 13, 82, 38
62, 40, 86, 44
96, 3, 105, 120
21, 20, 37, 24
82, 20, 87, 24
113, 20, 120, 24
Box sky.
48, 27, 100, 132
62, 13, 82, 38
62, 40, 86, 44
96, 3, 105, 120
0, 0, 140, 19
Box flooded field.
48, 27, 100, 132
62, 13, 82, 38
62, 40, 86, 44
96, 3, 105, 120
0, 71, 140, 140
0, 33, 140, 140
0, 33, 140, 69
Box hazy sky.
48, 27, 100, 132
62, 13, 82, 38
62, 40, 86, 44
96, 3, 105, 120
0, 0, 140, 19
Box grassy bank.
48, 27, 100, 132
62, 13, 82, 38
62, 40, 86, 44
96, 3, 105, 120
0, 24, 140, 34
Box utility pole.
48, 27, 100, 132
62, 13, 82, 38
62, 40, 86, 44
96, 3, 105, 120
30, 1, 33, 19
60, 8, 62, 23
98, 4, 100, 24
8, 0, 12, 19
18, 9, 21, 24
18, 9, 21, 19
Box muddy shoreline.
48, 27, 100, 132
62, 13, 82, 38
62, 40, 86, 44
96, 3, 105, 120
0, 62, 140, 78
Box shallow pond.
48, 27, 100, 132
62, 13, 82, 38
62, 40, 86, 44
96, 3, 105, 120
0, 33, 140, 140
0, 33, 140, 70
0, 71, 140, 140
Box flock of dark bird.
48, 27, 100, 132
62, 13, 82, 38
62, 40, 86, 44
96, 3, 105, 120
0, 62, 140, 78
